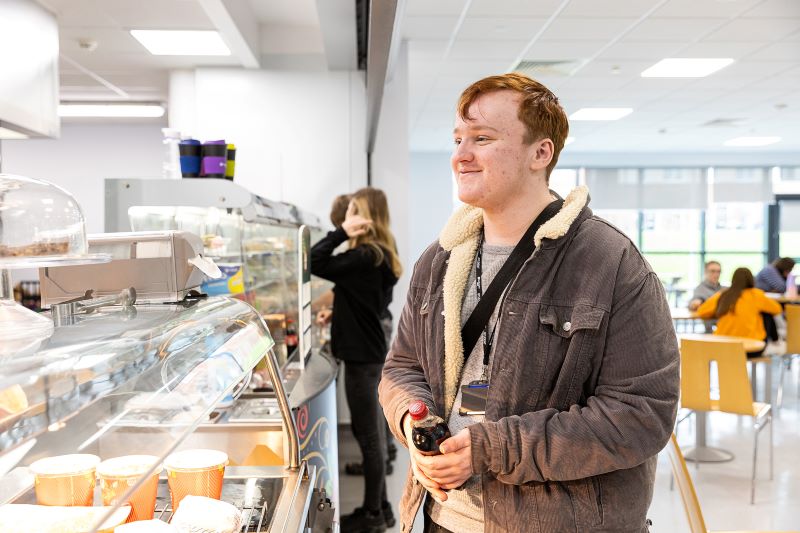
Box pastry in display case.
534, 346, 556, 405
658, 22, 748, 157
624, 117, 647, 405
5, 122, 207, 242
0, 177, 334, 532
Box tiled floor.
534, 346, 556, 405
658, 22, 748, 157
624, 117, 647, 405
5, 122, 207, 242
338, 362, 800, 532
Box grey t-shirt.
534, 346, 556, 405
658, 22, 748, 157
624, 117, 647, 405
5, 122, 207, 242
426, 243, 513, 533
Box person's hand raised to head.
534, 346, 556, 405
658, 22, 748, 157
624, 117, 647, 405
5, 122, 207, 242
341, 201, 372, 238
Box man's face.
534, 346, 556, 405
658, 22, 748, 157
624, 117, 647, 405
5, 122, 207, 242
451, 91, 542, 209
705, 263, 721, 284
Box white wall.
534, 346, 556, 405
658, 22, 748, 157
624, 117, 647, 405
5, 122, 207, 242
0, 122, 164, 233
409, 152, 454, 261
168, 68, 368, 221
371, 43, 410, 323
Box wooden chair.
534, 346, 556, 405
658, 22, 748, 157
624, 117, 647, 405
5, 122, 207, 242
665, 434, 799, 533
776, 304, 800, 407
680, 338, 772, 504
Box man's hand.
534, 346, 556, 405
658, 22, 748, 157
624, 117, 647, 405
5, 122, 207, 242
415, 428, 473, 490
403, 414, 448, 502
688, 298, 702, 311
341, 201, 372, 238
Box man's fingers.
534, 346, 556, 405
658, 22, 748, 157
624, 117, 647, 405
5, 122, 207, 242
439, 429, 470, 454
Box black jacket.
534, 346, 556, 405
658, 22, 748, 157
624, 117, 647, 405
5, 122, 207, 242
311, 227, 398, 364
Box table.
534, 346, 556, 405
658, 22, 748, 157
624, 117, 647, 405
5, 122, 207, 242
677, 334, 767, 463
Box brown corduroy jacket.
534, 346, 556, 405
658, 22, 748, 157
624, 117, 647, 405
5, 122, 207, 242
379, 186, 680, 533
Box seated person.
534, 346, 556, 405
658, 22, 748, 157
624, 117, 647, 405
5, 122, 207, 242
697, 267, 782, 355
688, 260, 723, 311
755, 257, 795, 294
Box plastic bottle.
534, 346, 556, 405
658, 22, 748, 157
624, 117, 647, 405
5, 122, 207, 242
408, 400, 451, 456
161, 128, 182, 179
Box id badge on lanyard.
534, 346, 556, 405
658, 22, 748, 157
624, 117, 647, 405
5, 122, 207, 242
459, 233, 496, 417
459, 379, 489, 416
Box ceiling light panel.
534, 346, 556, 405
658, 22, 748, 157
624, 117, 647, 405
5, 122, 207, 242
0, 127, 29, 139
641, 58, 734, 77
724, 136, 782, 147
130, 30, 230, 56
569, 108, 633, 121
58, 103, 165, 118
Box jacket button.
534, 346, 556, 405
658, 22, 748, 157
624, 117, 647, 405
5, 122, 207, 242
562, 321, 572, 332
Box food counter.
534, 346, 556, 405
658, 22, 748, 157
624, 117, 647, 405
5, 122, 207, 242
0, 295, 328, 532
104, 177, 340, 512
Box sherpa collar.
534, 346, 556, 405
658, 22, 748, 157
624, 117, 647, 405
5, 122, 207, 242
436, 185, 590, 419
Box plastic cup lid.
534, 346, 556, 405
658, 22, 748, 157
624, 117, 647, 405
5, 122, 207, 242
164, 449, 228, 471
97, 455, 162, 478
29, 454, 100, 476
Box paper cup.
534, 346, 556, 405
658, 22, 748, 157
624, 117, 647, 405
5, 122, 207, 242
97, 455, 161, 522
29, 454, 100, 506
164, 449, 227, 512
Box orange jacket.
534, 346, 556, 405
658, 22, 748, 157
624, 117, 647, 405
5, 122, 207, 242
696, 288, 783, 340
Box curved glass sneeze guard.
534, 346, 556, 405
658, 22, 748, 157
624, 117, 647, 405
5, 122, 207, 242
0, 296, 274, 524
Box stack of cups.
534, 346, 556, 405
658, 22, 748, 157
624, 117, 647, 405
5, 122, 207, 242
29, 454, 101, 506
201, 141, 227, 178
97, 455, 161, 523
164, 449, 228, 512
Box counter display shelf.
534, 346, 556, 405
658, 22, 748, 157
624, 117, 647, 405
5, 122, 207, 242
0, 296, 327, 532
104, 178, 340, 516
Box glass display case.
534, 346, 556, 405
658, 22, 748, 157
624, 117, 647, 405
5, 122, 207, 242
0, 295, 326, 532
106, 178, 333, 366
105, 178, 340, 518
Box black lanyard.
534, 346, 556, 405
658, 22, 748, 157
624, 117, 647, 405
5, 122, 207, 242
474, 230, 506, 380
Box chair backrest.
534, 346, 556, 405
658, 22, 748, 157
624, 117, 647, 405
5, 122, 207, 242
680, 338, 755, 416
786, 304, 800, 354
665, 434, 708, 533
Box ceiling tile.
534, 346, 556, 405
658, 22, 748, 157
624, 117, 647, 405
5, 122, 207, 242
623, 18, 729, 42
457, 17, 549, 40
101, 0, 215, 29
523, 41, 610, 61
405, 0, 467, 17
540, 17, 639, 42
439, 59, 509, 78
743, 41, 800, 61
704, 18, 800, 41
598, 41, 683, 60
448, 39, 528, 60
467, 0, 570, 17
402, 16, 459, 40
740, 0, 800, 18
653, 0, 763, 18
680, 41, 771, 58
560, 0, 667, 18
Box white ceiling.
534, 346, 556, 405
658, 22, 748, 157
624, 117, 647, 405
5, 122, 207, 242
39, 0, 325, 102
33, 0, 800, 153
402, 0, 800, 153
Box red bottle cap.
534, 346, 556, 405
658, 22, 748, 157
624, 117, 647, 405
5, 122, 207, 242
408, 400, 429, 421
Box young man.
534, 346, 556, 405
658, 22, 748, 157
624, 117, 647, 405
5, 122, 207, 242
379, 73, 679, 533
688, 260, 723, 311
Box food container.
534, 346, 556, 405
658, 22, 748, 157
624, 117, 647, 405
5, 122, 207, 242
164, 449, 227, 511
29, 454, 100, 506
97, 455, 161, 522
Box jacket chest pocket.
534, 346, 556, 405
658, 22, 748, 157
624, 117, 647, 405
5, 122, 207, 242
536, 303, 605, 410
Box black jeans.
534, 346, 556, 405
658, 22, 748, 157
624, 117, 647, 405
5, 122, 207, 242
345, 361, 387, 511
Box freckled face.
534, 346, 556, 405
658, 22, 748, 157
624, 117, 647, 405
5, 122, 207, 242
451, 91, 537, 210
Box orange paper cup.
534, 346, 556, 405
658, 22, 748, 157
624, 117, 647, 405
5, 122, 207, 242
164, 449, 227, 512
29, 454, 100, 506
97, 455, 161, 522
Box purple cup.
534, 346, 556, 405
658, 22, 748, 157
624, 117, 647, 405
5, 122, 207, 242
201, 141, 227, 178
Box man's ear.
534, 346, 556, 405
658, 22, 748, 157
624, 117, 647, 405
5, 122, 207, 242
529, 138, 554, 173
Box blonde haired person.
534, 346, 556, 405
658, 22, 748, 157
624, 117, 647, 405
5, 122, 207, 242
310, 187, 401, 532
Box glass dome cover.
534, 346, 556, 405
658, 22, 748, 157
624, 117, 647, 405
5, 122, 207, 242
0, 174, 109, 268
